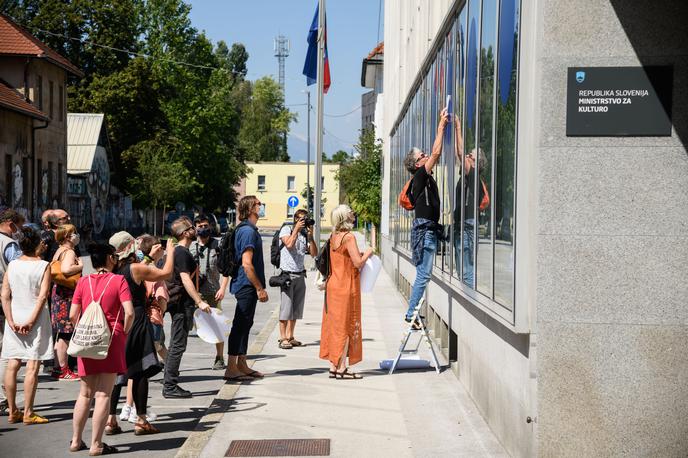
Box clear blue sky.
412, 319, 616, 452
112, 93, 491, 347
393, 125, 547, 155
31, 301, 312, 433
188, 0, 383, 162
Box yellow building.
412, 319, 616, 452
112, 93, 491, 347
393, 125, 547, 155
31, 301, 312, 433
237, 162, 342, 229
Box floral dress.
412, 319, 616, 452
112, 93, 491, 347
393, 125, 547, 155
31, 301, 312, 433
50, 249, 78, 334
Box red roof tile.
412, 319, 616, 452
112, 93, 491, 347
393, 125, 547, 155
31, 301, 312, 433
0, 79, 49, 120
0, 13, 83, 76
367, 42, 384, 59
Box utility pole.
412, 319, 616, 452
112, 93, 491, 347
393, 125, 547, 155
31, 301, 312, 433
314, 0, 325, 245
306, 90, 311, 215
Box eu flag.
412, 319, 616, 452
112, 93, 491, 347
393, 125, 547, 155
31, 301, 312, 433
303, 4, 331, 93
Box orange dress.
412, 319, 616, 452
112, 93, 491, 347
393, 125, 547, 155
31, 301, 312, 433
320, 232, 362, 366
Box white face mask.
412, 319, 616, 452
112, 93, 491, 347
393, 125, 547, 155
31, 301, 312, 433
71, 233, 81, 246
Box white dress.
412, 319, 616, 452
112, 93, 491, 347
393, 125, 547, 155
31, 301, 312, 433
1, 259, 53, 360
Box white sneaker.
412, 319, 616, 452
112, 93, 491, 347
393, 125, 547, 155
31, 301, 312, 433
146, 409, 158, 422
119, 404, 132, 421
127, 405, 138, 423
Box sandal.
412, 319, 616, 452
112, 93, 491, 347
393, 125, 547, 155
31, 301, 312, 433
288, 337, 303, 347
278, 339, 293, 349
334, 369, 363, 380
23, 413, 49, 424
328, 370, 337, 378
8, 410, 24, 424
89, 443, 118, 456
70, 440, 88, 452
134, 421, 160, 436
104, 423, 122, 435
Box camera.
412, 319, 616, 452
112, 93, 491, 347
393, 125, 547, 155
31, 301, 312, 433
269, 272, 292, 289
300, 216, 316, 227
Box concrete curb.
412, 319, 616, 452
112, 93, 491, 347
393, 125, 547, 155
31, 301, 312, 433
175, 304, 280, 458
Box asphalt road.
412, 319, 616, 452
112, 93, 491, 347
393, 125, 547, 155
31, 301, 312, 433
0, 235, 281, 457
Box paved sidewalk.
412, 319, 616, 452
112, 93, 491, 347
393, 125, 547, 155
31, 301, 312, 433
0, 237, 279, 458
195, 261, 508, 457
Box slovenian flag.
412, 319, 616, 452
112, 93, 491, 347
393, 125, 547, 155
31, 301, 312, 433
303, 3, 331, 93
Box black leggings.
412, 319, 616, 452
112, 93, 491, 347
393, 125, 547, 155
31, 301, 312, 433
109, 377, 149, 416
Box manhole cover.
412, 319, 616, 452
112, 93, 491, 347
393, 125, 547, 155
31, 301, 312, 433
226, 439, 330, 457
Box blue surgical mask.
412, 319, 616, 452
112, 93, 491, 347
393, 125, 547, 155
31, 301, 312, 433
135, 250, 145, 262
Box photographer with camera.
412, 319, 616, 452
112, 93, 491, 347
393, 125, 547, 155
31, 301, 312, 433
189, 215, 230, 370
277, 209, 317, 349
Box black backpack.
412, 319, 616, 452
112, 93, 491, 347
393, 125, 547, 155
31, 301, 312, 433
217, 221, 248, 278
270, 223, 292, 268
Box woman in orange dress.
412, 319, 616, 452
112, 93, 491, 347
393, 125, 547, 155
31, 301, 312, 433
320, 205, 373, 379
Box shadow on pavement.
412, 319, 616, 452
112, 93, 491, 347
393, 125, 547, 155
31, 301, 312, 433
271, 367, 330, 377
246, 354, 286, 361
115, 437, 187, 453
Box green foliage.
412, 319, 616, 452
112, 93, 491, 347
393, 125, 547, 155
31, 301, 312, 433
239, 77, 296, 162
330, 150, 350, 164
122, 133, 197, 208
1, 0, 291, 212
337, 128, 382, 226
300, 185, 326, 214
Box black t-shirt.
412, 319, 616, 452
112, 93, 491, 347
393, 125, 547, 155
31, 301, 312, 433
172, 245, 198, 308
454, 170, 484, 225
411, 166, 440, 223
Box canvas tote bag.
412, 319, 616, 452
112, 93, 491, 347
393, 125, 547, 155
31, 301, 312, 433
68, 275, 119, 360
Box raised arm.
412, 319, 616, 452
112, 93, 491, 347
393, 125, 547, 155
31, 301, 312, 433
132, 238, 175, 283
425, 107, 450, 174
454, 114, 464, 162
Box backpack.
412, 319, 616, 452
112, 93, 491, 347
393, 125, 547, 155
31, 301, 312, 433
217, 221, 248, 278
270, 223, 292, 268
67, 275, 118, 360
398, 179, 415, 210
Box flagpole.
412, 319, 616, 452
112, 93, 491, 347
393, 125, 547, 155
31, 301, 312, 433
314, 0, 325, 246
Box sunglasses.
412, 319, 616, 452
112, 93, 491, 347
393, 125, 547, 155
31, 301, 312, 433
415, 152, 427, 163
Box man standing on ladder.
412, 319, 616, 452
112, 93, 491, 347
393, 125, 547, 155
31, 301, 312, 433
402, 108, 449, 328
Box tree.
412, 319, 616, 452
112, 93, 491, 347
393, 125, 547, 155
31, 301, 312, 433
238, 77, 296, 162
337, 128, 382, 246
122, 133, 197, 234
330, 150, 350, 164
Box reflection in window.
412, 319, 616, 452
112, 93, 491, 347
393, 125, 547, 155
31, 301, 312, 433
460, 0, 481, 288
453, 9, 467, 280
494, 0, 520, 308
476, 0, 497, 298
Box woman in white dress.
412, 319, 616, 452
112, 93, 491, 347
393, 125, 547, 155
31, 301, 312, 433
1, 226, 52, 424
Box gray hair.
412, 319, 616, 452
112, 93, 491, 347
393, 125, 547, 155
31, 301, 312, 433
331, 204, 354, 232
404, 147, 422, 174
471, 148, 488, 170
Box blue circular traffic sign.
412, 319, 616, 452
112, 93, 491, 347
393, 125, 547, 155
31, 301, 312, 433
288, 196, 299, 208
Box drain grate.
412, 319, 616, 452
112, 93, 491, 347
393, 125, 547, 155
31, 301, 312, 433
225, 439, 330, 457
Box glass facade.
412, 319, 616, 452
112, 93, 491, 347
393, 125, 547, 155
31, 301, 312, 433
389, 0, 520, 312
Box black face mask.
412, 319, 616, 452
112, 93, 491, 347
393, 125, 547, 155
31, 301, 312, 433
196, 227, 211, 238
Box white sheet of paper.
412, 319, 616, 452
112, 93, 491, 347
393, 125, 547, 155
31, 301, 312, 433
360, 255, 382, 293
193, 308, 232, 344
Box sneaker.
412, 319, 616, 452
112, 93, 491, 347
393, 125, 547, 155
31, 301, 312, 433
127, 406, 138, 423
212, 357, 226, 370
162, 386, 192, 399
58, 367, 80, 381
50, 367, 61, 379
146, 409, 158, 422
119, 404, 132, 421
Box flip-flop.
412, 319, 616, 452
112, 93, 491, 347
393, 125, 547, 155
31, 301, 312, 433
245, 370, 264, 379
69, 440, 88, 452
223, 374, 253, 382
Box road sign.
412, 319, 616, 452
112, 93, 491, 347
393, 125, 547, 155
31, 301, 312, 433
288, 196, 299, 208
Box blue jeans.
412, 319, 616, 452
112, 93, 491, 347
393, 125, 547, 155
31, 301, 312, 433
462, 220, 475, 286
406, 230, 437, 318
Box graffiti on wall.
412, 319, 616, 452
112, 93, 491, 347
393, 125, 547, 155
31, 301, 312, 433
87, 147, 110, 234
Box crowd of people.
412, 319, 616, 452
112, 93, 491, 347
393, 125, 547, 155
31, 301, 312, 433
0, 194, 376, 454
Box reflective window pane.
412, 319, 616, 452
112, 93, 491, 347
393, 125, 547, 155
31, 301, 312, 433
453, 9, 467, 280
494, 0, 519, 309
476, 0, 497, 297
